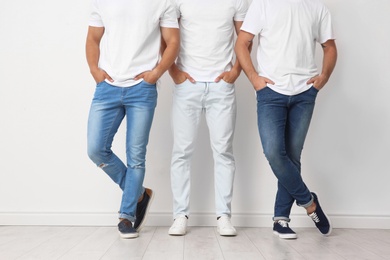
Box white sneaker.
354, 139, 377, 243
217, 216, 237, 236
168, 215, 188, 236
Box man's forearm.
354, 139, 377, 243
86, 42, 100, 73
85, 26, 105, 74
235, 38, 257, 84
321, 40, 337, 80
154, 28, 180, 78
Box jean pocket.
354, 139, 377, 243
220, 79, 234, 87
175, 79, 190, 87
309, 86, 320, 95
256, 86, 269, 93
96, 80, 106, 87
142, 80, 156, 86
311, 86, 319, 92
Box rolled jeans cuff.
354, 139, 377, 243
119, 213, 135, 222
273, 216, 291, 222
297, 194, 314, 209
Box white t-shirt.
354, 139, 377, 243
89, 0, 178, 87
241, 0, 334, 95
175, 0, 248, 82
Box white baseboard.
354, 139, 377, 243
1, 212, 389, 229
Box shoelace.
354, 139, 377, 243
309, 212, 320, 223
278, 220, 289, 228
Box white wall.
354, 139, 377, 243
0, 0, 389, 229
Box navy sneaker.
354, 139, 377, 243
308, 192, 332, 236
273, 220, 297, 239
118, 219, 138, 239
134, 188, 154, 231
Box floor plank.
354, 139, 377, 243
184, 227, 224, 260
342, 229, 390, 256
216, 228, 266, 260
310, 228, 386, 260
17, 227, 97, 260
0, 226, 69, 259
285, 228, 345, 260
100, 227, 156, 260
0, 226, 389, 260
58, 227, 119, 260
142, 227, 184, 260
244, 227, 304, 260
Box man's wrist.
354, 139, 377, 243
321, 73, 330, 81
248, 71, 258, 84
168, 64, 180, 77
147, 66, 162, 80
89, 66, 100, 74
230, 67, 241, 77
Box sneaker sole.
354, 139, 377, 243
217, 228, 237, 236
168, 230, 186, 236
273, 231, 297, 239
119, 231, 139, 239
136, 188, 154, 232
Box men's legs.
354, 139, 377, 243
87, 81, 127, 191
287, 87, 331, 235
256, 87, 313, 221
205, 81, 237, 236
170, 80, 203, 218
204, 81, 236, 218
119, 81, 158, 221
273, 86, 318, 221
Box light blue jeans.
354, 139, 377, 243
256, 86, 317, 222
87, 81, 157, 222
170, 80, 236, 219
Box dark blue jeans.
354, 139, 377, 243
257, 86, 318, 221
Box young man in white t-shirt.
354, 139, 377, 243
167, 0, 249, 236
235, 0, 337, 239
86, 0, 179, 239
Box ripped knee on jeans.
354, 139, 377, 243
98, 163, 108, 169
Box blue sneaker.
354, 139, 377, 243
273, 220, 297, 239
309, 192, 332, 236
134, 188, 154, 231
118, 219, 138, 239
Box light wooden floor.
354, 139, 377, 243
1, 226, 389, 260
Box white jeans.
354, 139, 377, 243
170, 80, 236, 218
